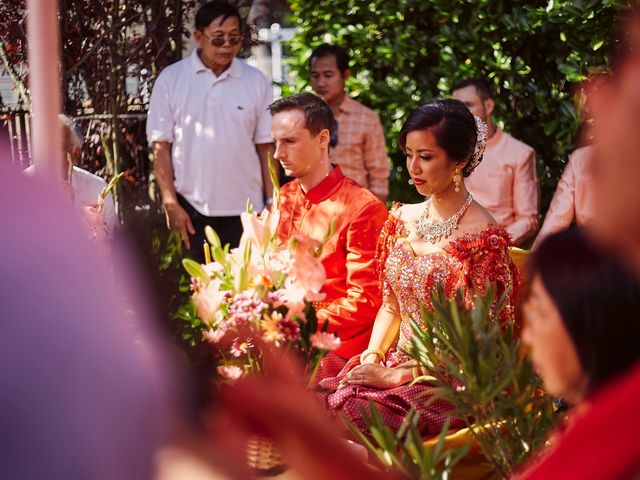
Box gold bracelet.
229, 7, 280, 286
412, 365, 421, 379
360, 348, 386, 364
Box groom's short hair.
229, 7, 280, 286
269, 92, 335, 136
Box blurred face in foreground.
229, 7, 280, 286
588, 19, 640, 275
522, 275, 589, 405
272, 108, 330, 189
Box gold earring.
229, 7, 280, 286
453, 169, 462, 193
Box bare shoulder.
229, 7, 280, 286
457, 201, 497, 234
396, 201, 425, 224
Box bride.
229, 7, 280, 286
318, 99, 518, 436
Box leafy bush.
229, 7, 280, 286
285, 0, 623, 211
349, 287, 555, 479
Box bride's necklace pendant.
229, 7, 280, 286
415, 193, 473, 244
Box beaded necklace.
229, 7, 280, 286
415, 193, 473, 244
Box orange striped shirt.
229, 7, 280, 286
329, 96, 390, 200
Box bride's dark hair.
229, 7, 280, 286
530, 227, 640, 394
399, 99, 479, 177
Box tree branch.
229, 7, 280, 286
0, 38, 29, 105
66, 10, 144, 76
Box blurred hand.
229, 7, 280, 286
164, 202, 195, 250
208, 348, 396, 480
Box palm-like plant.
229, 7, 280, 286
408, 286, 555, 478
350, 286, 555, 479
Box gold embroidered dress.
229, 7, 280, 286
319, 204, 519, 435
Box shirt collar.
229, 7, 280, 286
337, 95, 357, 115
302, 165, 345, 204
191, 49, 242, 79
486, 127, 503, 149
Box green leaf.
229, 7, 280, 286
205, 226, 221, 249
182, 258, 209, 283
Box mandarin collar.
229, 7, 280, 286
302, 165, 344, 204
486, 127, 504, 149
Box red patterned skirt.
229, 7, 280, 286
316, 356, 465, 437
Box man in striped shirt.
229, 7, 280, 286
310, 44, 390, 202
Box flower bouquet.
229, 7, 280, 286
182, 204, 341, 384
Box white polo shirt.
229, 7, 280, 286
146, 50, 273, 216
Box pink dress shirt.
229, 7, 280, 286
465, 128, 539, 245
533, 146, 596, 248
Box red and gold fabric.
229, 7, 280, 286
319, 204, 519, 438
276, 165, 388, 359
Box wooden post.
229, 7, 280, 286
26, 0, 62, 179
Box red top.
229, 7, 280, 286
514, 362, 640, 479
276, 166, 388, 358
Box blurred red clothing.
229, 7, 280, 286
276, 165, 387, 359
514, 362, 640, 479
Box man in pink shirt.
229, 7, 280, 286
453, 78, 539, 245
532, 145, 596, 248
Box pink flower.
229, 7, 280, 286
80, 203, 110, 244
230, 337, 253, 357
203, 328, 226, 344
280, 282, 307, 316
192, 277, 226, 325
240, 208, 280, 255
217, 365, 243, 381
310, 332, 341, 351
228, 292, 267, 326
277, 317, 301, 341
190, 277, 204, 293
265, 290, 285, 308
261, 311, 285, 344
288, 234, 327, 301
203, 261, 224, 277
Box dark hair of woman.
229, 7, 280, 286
529, 227, 640, 393
398, 98, 479, 177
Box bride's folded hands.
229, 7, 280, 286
343, 362, 414, 389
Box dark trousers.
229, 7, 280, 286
178, 195, 243, 263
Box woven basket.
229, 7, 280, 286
246, 436, 288, 477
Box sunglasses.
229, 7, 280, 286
201, 32, 243, 47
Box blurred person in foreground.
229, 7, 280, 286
1, 157, 170, 480
513, 5, 640, 478
516, 228, 640, 479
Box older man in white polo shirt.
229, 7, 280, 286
147, 0, 274, 260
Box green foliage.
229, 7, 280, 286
409, 287, 555, 478
285, 0, 624, 210
347, 408, 470, 479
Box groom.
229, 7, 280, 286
269, 92, 388, 369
